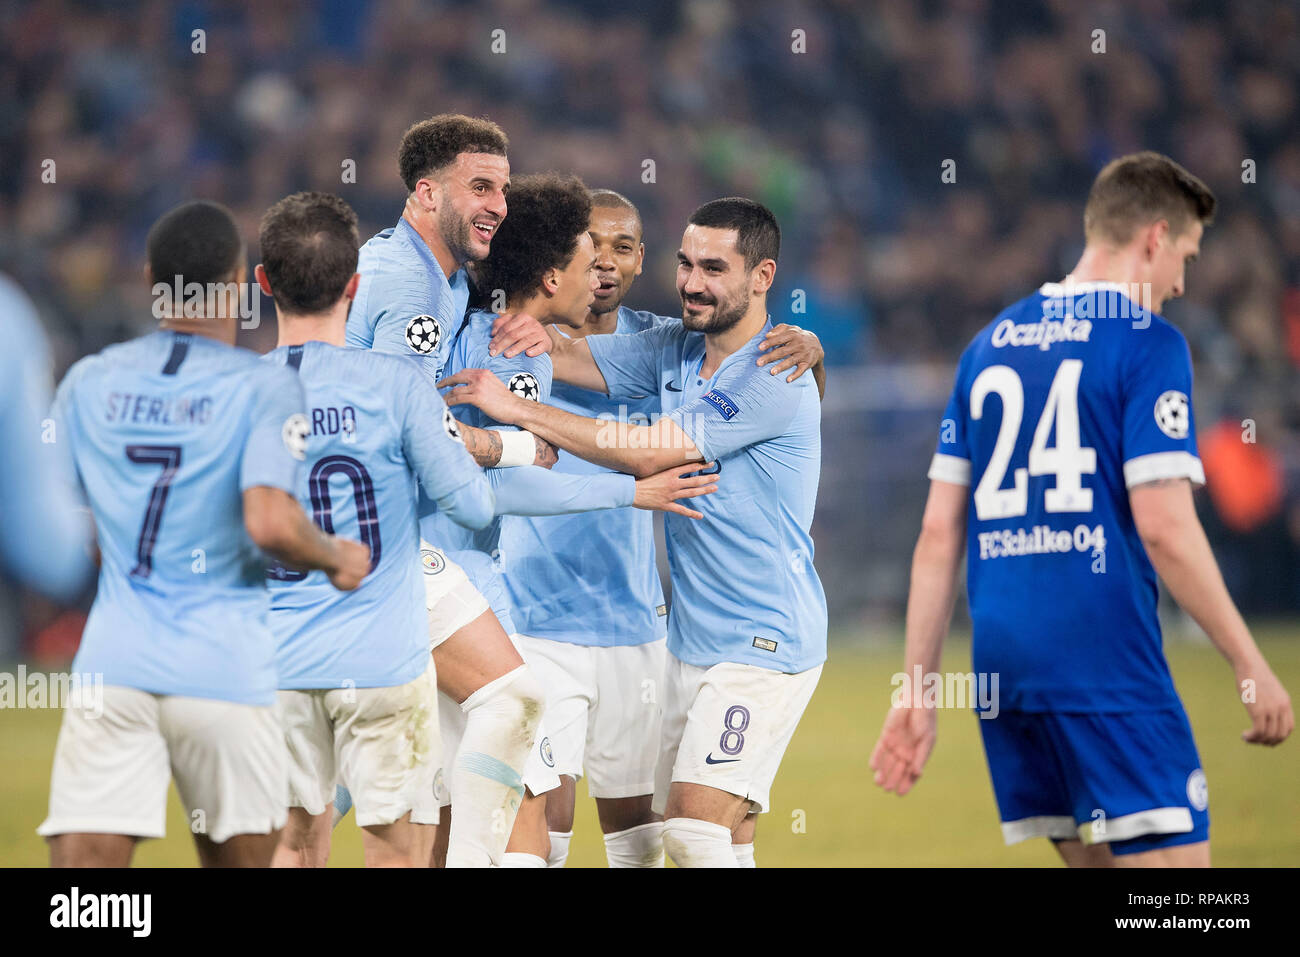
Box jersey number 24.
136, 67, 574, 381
970, 359, 1096, 521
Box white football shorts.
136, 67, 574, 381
276, 662, 439, 827
652, 653, 822, 815
422, 542, 490, 649
38, 685, 287, 844
515, 634, 665, 799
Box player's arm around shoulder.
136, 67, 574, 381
1130, 478, 1293, 746
757, 323, 827, 399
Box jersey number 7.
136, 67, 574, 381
970, 359, 1096, 521
125, 444, 182, 578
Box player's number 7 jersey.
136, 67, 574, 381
930, 282, 1205, 713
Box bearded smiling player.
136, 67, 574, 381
344, 114, 555, 867
499, 188, 827, 867
443, 197, 827, 868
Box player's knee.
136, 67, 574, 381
464, 665, 545, 736
662, 817, 736, 868
604, 820, 664, 868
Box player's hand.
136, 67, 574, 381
757, 324, 823, 383
533, 433, 558, 469
633, 462, 718, 518
439, 368, 521, 424
489, 312, 551, 359
1236, 661, 1294, 746
869, 705, 937, 796
327, 537, 371, 592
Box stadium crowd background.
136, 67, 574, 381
3, 0, 1299, 653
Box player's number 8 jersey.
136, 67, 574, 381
930, 281, 1205, 713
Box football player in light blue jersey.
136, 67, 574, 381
344, 114, 550, 468
0, 274, 93, 625
443, 197, 827, 868
39, 201, 371, 869
870, 153, 1293, 867
432, 175, 719, 868
253, 193, 495, 868
340, 114, 559, 867
501, 189, 828, 868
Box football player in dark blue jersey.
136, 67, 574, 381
871, 152, 1293, 867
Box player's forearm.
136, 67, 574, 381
510, 399, 698, 478
489, 465, 633, 516
901, 527, 964, 679
460, 424, 502, 467
245, 487, 344, 574
812, 359, 826, 401
1142, 520, 1263, 673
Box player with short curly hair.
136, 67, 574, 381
473, 172, 592, 303
342, 114, 559, 867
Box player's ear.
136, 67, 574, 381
751, 259, 776, 294
1143, 220, 1169, 261
343, 273, 361, 302
143, 262, 153, 287
634, 242, 645, 277
253, 263, 273, 298
412, 178, 440, 214
543, 266, 561, 296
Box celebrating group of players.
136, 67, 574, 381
27, 113, 829, 868
10, 111, 1294, 869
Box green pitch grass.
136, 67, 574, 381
2, 627, 1297, 867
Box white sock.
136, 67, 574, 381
733, 842, 756, 867
547, 830, 572, 868
603, 821, 664, 868
444, 666, 545, 868
499, 852, 547, 868
662, 818, 738, 868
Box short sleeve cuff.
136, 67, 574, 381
928, 453, 971, 486
668, 406, 716, 463
585, 335, 622, 394
1123, 451, 1206, 488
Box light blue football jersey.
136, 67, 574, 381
502, 307, 671, 647
264, 342, 494, 690
50, 330, 305, 705
930, 280, 1203, 712
426, 310, 635, 634
1, 275, 92, 601
345, 217, 470, 384
587, 317, 827, 673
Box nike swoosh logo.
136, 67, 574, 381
705, 753, 740, 765
665, 381, 682, 392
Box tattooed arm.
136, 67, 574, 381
458, 422, 556, 470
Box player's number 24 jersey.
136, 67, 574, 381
930, 281, 1204, 713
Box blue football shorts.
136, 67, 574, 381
977, 706, 1209, 856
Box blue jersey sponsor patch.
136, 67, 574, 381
702, 388, 740, 420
